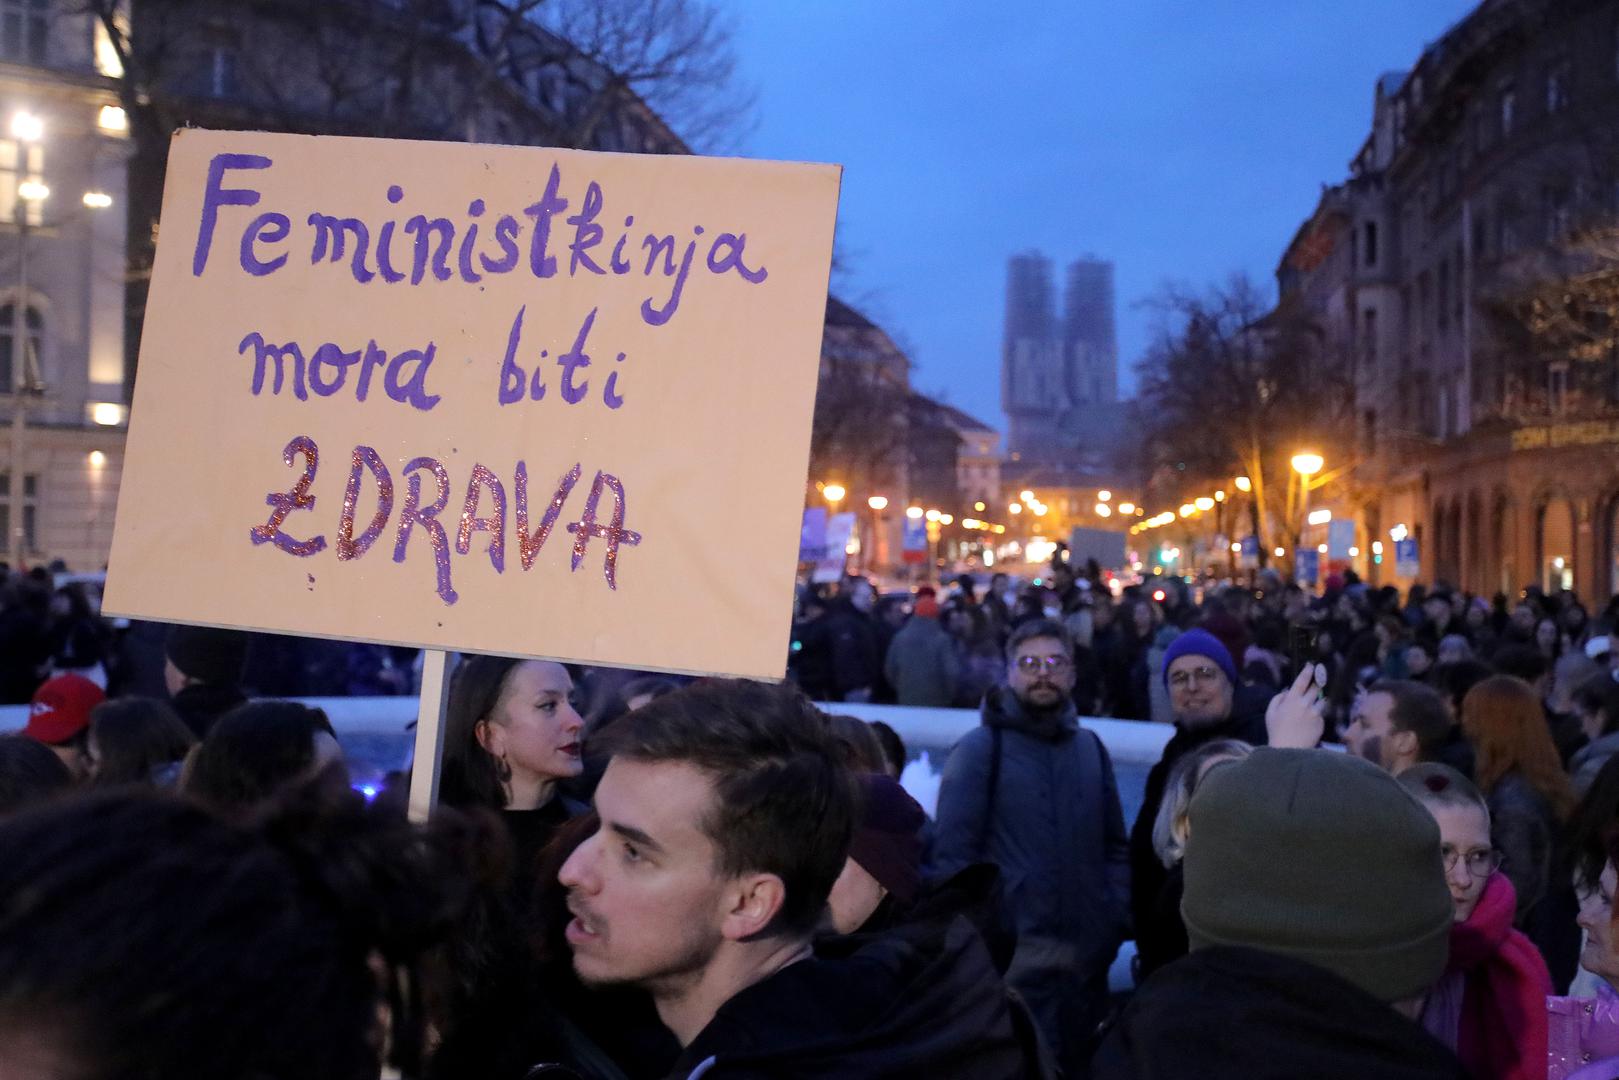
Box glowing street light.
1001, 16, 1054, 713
1020, 489, 1035, 503
1234, 476, 1252, 492
974, 501, 986, 512
1094, 503, 1112, 517
1230, 542, 1242, 553
925, 508, 941, 522
1389, 523, 1409, 542
939, 514, 954, 525
822, 483, 845, 505
1119, 502, 1136, 515
1179, 503, 1195, 518
10, 111, 42, 143
1306, 509, 1333, 526
1097, 490, 1112, 503
1214, 490, 1226, 502
867, 495, 888, 511
1194, 497, 1215, 512
1009, 503, 1023, 515
1274, 546, 1286, 558
1291, 452, 1324, 477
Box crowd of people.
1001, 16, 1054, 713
10, 561, 1619, 1076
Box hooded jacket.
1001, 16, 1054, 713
1092, 946, 1468, 1080
665, 915, 1042, 1080
932, 686, 1130, 1070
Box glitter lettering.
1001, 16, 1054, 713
249, 435, 327, 557
393, 456, 458, 606
337, 445, 393, 561
514, 461, 580, 571
566, 470, 642, 590
455, 463, 507, 573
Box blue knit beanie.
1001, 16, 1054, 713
1162, 628, 1239, 690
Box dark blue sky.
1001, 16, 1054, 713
721, 0, 1479, 427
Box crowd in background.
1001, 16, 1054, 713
12, 557, 1619, 1076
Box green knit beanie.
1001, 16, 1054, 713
1181, 747, 1452, 1003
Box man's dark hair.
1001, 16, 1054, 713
1005, 618, 1075, 664
1374, 680, 1453, 759
1430, 659, 1495, 716
0, 735, 70, 815
1575, 674, 1619, 739
184, 701, 339, 814
1491, 644, 1548, 684
603, 679, 857, 937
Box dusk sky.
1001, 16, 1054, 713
721, 1, 1480, 427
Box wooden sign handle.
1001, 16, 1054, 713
407, 649, 454, 823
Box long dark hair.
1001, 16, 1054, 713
439, 655, 525, 811
89, 697, 196, 786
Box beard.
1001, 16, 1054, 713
573, 917, 725, 997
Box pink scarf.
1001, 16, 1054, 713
1446, 873, 1553, 1080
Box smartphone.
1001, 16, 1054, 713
1288, 625, 1319, 680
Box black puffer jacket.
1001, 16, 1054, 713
665, 915, 1043, 1079
1092, 946, 1467, 1080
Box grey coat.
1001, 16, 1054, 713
1571, 731, 1619, 795
883, 616, 959, 707
932, 687, 1131, 1070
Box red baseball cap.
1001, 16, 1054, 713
23, 674, 105, 746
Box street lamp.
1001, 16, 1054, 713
1291, 453, 1325, 560
1234, 475, 1252, 493
906, 506, 924, 520
8, 111, 44, 568
822, 482, 846, 506
1008, 503, 1022, 515
1097, 490, 1112, 503
1119, 502, 1136, 515
1194, 497, 1215, 512
867, 495, 887, 511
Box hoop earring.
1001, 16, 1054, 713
495, 753, 513, 784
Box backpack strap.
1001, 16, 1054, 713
976, 725, 1003, 862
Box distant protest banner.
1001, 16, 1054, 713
104, 130, 840, 680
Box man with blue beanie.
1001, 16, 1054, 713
1129, 626, 1276, 969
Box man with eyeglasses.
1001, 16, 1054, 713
934, 618, 1130, 1077
1129, 627, 1274, 968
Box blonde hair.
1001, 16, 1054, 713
1151, 739, 1253, 867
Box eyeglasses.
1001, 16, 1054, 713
1168, 666, 1225, 690
1440, 845, 1501, 879
1015, 654, 1073, 674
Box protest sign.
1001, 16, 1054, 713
811, 512, 856, 584
799, 507, 828, 563
1395, 539, 1421, 579
901, 516, 928, 564
1327, 519, 1355, 560
103, 130, 841, 684
1296, 548, 1320, 587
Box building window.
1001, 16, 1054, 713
1501, 86, 1517, 135
0, 0, 48, 64
1364, 221, 1378, 267
1548, 60, 1571, 114
0, 303, 42, 393
1444, 259, 1457, 333
0, 471, 38, 554
1549, 361, 1570, 414
0, 138, 43, 227
1545, 186, 1571, 242
1362, 308, 1378, 368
